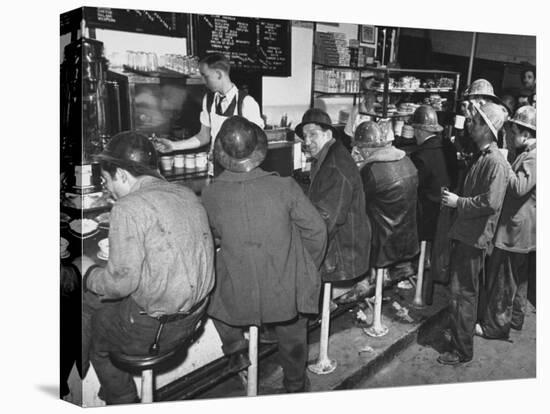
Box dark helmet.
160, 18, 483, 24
94, 131, 162, 178
412, 105, 443, 133
294, 108, 337, 139
354, 121, 387, 147
214, 116, 267, 173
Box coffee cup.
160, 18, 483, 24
98, 238, 109, 258
454, 115, 466, 130
174, 154, 185, 169
393, 120, 404, 136
160, 156, 174, 172
195, 152, 208, 171
184, 154, 196, 171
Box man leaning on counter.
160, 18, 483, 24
154, 53, 264, 155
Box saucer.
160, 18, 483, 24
97, 251, 109, 261
60, 250, 70, 259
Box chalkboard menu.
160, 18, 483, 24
195, 15, 291, 77
81, 7, 187, 37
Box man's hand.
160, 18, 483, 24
73, 255, 96, 277
441, 190, 459, 208
154, 137, 177, 153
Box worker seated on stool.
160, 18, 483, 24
294, 108, 371, 303
410, 105, 455, 253
201, 116, 327, 393
76, 131, 215, 405
353, 121, 419, 276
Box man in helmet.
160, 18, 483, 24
411, 105, 455, 238
458, 79, 507, 158
410, 105, 456, 302
353, 120, 419, 281
76, 131, 215, 404
201, 116, 327, 393
439, 102, 510, 365
154, 53, 264, 168
295, 108, 371, 303
478, 105, 536, 340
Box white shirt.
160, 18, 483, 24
199, 84, 265, 148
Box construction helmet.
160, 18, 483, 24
411, 105, 443, 133
472, 101, 509, 140
214, 116, 268, 173
509, 105, 536, 131
462, 79, 503, 106
94, 131, 162, 179
354, 121, 387, 148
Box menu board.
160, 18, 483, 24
195, 15, 291, 77
81, 7, 187, 37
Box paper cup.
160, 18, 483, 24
174, 154, 185, 168
98, 238, 109, 257
393, 120, 405, 136
160, 156, 174, 171
196, 152, 208, 170
184, 154, 196, 171
454, 115, 466, 129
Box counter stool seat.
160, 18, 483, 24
110, 346, 183, 372
110, 338, 191, 403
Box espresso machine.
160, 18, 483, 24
61, 22, 119, 212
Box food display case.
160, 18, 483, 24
360, 66, 461, 140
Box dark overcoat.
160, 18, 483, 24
202, 168, 327, 326
307, 140, 371, 282
410, 136, 453, 241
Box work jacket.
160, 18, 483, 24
494, 143, 536, 253
449, 142, 509, 250
202, 168, 327, 326
86, 176, 215, 317
359, 145, 419, 268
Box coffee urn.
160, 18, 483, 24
60, 22, 112, 211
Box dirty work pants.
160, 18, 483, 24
481, 248, 535, 338
448, 241, 484, 361
213, 316, 308, 392
83, 292, 205, 405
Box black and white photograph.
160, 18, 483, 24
3, 1, 547, 413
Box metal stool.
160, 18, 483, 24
412, 241, 428, 308
109, 316, 196, 403
364, 268, 389, 337
308, 282, 337, 375
247, 326, 259, 396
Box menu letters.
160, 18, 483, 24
196, 15, 291, 77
